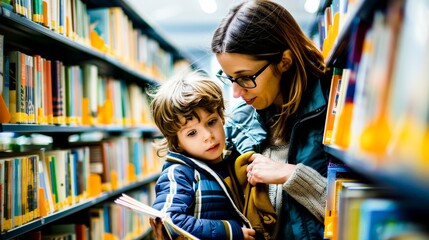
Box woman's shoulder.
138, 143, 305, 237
227, 101, 257, 122
225, 102, 267, 153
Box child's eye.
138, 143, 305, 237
187, 130, 197, 137
208, 119, 217, 126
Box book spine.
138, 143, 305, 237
8, 51, 19, 123
51, 60, 64, 124
26, 55, 35, 123
323, 68, 343, 145
3, 55, 10, 109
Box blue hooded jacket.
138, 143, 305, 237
152, 151, 251, 240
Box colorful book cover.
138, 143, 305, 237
88, 8, 111, 51
51, 60, 64, 124
8, 51, 20, 123
323, 67, 343, 144
44, 59, 53, 124
13, 158, 22, 227
0, 35, 10, 123
324, 164, 362, 239
358, 199, 425, 240
26, 55, 35, 123
39, 153, 55, 215
333, 18, 370, 148
18, 52, 28, 123
337, 183, 386, 240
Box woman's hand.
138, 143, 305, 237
242, 227, 256, 240
246, 153, 296, 185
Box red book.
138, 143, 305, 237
45, 59, 53, 124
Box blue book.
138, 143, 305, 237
0, 1, 13, 12
359, 199, 400, 240
88, 8, 111, 47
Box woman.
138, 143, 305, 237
152, 0, 329, 239
211, 0, 329, 239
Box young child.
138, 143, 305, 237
149, 69, 256, 240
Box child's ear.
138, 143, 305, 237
279, 49, 293, 72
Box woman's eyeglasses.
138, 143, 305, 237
216, 62, 271, 89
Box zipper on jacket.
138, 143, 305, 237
167, 153, 253, 228
288, 106, 326, 163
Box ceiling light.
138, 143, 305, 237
304, 0, 320, 14
198, 0, 217, 14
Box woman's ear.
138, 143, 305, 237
279, 49, 293, 72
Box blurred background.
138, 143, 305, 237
127, 0, 321, 73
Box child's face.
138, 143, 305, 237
177, 108, 225, 162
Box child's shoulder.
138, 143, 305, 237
160, 161, 197, 182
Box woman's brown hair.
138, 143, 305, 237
212, 0, 326, 142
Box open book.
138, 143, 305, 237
114, 194, 199, 240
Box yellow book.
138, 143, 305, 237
337, 183, 384, 240
331, 179, 361, 240
42, 0, 50, 28
87, 174, 102, 198
331, 69, 351, 147
323, 68, 343, 145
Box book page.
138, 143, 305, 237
114, 194, 199, 240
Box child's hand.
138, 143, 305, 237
150, 218, 188, 240
242, 227, 256, 240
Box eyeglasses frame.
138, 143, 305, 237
216, 62, 272, 89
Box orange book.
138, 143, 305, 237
75, 223, 88, 240
42, 0, 50, 27
45, 60, 53, 124
0, 95, 10, 123
323, 68, 343, 144
18, 52, 28, 123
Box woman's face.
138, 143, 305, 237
216, 53, 283, 110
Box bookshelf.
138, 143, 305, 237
0, 0, 181, 239
321, 0, 429, 239
325, 145, 429, 204
0, 173, 159, 239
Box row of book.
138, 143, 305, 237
323, 161, 429, 240
14, 186, 156, 240
0, 135, 161, 232
87, 6, 175, 80
0, 0, 177, 80
87, 187, 155, 240
318, 0, 360, 59
322, 1, 429, 175
0, 48, 154, 126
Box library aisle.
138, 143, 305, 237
1, 0, 429, 239
0, 0, 187, 239
321, 0, 429, 240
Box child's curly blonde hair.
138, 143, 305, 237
150, 69, 225, 155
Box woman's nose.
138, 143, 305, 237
232, 82, 246, 98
